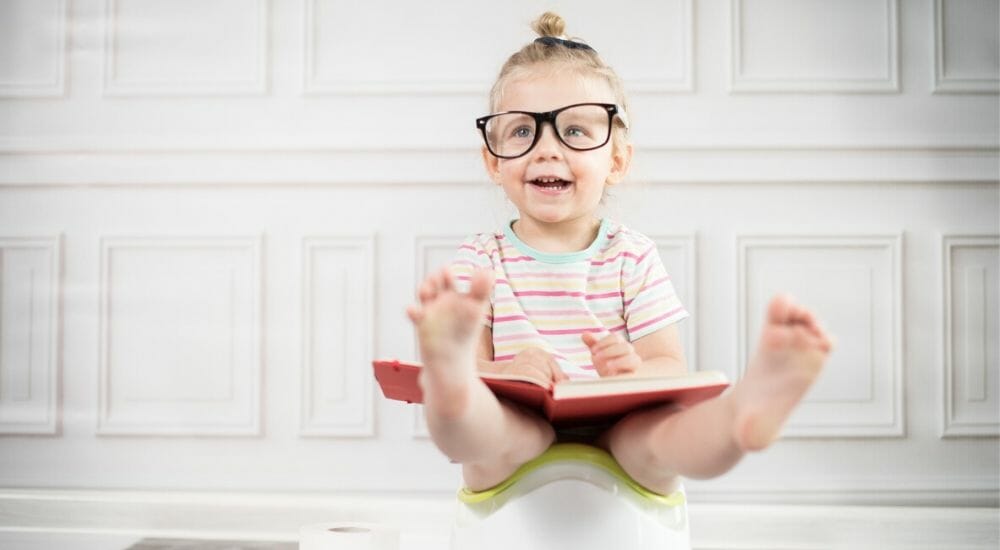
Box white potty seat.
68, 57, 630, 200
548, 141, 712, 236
451, 443, 691, 550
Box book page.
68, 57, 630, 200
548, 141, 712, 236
551, 371, 728, 399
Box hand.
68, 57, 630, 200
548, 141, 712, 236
581, 331, 641, 377
502, 347, 569, 385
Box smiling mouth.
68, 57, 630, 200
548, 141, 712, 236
528, 177, 573, 190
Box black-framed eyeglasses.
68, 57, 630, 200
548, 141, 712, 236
476, 103, 626, 159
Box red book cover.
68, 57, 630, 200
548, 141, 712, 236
373, 359, 729, 427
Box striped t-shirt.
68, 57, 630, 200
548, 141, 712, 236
450, 218, 688, 380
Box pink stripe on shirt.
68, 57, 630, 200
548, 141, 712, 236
629, 307, 685, 333
537, 325, 624, 336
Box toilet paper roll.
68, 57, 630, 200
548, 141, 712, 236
299, 522, 400, 550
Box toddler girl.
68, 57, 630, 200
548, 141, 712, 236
406, 12, 833, 494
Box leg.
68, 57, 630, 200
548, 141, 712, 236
407, 267, 555, 491
604, 294, 833, 493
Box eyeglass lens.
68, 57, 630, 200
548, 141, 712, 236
483, 104, 611, 158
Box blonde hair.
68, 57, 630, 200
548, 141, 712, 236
489, 12, 630, 154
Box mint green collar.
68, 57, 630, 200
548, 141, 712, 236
503, 218, 610, 264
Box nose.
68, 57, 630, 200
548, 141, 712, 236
531, 122, 564, 159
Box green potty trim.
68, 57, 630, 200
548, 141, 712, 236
457, 443, 686, 507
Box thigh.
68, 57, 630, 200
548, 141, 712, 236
460, 399, 556, 491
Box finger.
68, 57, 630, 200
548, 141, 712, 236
590, 335, 626, 359
591, 354, 614, 377
605, 355, 640, 375
595, 361, 622, 378
594, 342, 633, 363
550, 361, 569, 383
532, 364, 557, 386
581, 330, 608, 350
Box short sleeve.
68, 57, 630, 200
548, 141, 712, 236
449, 235, 495, 328
622, 245, 689, 341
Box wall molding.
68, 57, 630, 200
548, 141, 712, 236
102, 0, 269, 96
0, 235, 62, 435
97, 235, 263, 436
942, 234, 1000, 437
624, 0, 695, 93
0, 0, 67, 98
737, 235, 904, 437
301, 0, 694, 95
299, 235, 376, 437
933, 0, 1000, 94
0, 144, 996, 186
730, 0, 900, 93
300, 0, 481, 95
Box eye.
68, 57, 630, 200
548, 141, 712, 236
563, 126, 588, 138
511, 125, 534, 139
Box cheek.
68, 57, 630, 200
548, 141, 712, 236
498, 161, 528, 180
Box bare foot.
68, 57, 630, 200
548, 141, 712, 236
734, 295, 833, 451
406, 267, 493, 418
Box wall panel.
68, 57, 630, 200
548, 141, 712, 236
0, 0, 66, 97
98, 236, 262, 435
738, 236, 903, 437
732, 0, 898, 92
943, 235, 1000, 436
0, 237, 61, 434
0, 0, 996, 507
934, 0, 1000, 93
103, 0, 268, 95
300, 236, 375, 437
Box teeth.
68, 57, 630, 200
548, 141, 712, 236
532, 177, 567, 185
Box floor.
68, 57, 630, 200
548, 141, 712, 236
126, 540, 297, 550
0, 531, 450, 550
0, 534, 298, 550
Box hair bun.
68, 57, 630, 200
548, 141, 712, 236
531, 12, 566, 38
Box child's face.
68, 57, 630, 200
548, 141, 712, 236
482, 70, 631, 230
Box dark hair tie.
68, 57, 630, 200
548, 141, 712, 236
534, 36, 596, 53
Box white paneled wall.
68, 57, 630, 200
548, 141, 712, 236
0, 237, 60, 434
0, 0, 997, 518
97, 236, 263, 436
733, 0, 899, 91
738, 235, 903, 437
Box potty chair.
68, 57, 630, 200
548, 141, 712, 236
451, 443, 691, 550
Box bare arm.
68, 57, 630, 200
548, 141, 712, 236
631, 324, 688, 376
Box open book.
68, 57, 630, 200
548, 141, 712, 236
373, 359, 729, 426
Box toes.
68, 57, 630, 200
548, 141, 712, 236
406, 304, 424, 324
762, 323, 793, 350
769, 295, 825, 333
767, 294, 795, 324
417, 280, 433, 304
417, 268, 455, 303
418, 276, 440, 304
438, 267, 455, 291
468, 269, 495, 302
788, 304, 829, 342
818, 331, 835, 353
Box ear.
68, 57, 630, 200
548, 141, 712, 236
606, 141, 634, 186
481, 146, 501, 184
